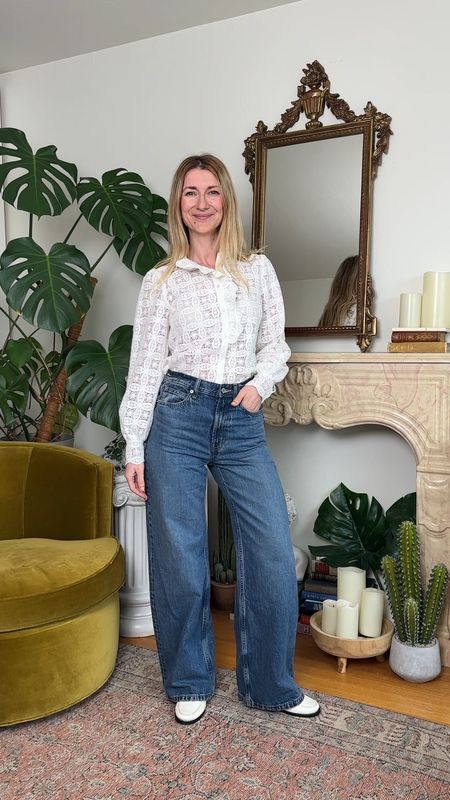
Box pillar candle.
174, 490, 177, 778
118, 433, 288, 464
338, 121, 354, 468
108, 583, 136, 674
359, 588, 385, 637
321, 598, 349, 635
337, 567, 366, 607
421, 272, 450, 327
335, 602, 359, 639
398, 293, 422, 327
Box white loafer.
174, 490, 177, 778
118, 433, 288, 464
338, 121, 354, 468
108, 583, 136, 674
282, 695, 321, 718
175, 700, 207, 724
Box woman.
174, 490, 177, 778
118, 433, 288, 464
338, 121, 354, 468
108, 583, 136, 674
119, 154, 320, 724
317, 255, 359, 328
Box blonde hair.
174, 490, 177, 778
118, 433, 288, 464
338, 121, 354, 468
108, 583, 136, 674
155, 154, 251, 288
318, 255, 360, 328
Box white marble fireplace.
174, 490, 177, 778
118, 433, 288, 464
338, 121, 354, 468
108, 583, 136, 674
265, 352, 450, 666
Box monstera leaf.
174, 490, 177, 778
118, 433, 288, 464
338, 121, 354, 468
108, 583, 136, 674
4, 338, 34, 369
385, 492, 416, 541
0, 127, 77, 216
65, 326, 133, 433
0, 364, 29, 427
77, 169, 154, 241
113, 194, 169, 275
0, 237, 93, 332
309, 483, 394, 575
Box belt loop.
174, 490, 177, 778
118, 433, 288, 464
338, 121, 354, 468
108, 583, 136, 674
193, 377, 202, 397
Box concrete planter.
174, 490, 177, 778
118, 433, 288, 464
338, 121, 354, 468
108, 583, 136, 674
113, 474, 154, 637
389, 635, 441, 682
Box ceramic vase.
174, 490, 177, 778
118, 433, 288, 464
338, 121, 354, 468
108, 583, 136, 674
389, 635, 441, 682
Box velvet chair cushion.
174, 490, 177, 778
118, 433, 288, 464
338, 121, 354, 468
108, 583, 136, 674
0, 537, 124, 632
0, 442, 113, 541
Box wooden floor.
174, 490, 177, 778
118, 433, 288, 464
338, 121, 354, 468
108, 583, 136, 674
122, 608, 450, 726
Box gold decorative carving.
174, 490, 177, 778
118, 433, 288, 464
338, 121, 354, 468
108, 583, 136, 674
266, 353, 450, 666
243, 60, 392, 184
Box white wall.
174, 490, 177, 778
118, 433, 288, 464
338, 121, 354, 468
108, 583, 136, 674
1, 0, 441, 548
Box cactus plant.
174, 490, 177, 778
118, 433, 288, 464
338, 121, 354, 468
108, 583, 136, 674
381, 521, 449, 646
212, 488, 236, 585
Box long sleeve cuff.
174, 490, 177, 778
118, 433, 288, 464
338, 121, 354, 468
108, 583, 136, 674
125, 440, 145, 465
246, 375, 277, 402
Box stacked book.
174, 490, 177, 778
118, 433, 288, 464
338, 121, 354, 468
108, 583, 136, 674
388, 328, 449, 353
297, 560, 337, 635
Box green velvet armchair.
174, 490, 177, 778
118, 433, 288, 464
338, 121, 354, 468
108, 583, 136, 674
0, 442, 125, 727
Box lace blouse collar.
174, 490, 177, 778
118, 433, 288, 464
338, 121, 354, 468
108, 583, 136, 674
176, 257, 228, 278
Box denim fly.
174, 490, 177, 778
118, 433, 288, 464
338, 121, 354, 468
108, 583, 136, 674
144, 370, 303, 710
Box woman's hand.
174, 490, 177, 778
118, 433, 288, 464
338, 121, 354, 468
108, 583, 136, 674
231, 385, 262, 413
125, 462, 148, 500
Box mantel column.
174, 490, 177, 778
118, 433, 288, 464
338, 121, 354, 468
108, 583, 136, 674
264, 354, 450, 666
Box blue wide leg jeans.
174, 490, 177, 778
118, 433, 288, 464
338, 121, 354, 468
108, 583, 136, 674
144, 370, 303, 710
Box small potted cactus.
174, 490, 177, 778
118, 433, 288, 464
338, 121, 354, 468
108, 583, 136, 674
211, 488, 237, 612
381, 521, 449, 682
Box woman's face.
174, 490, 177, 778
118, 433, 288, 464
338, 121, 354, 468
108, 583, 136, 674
180, 168, 223, 238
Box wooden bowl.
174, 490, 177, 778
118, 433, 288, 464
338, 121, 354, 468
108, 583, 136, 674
309, 612, 394, 673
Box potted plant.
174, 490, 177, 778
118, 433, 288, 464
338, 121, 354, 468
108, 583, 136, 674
308, 483, 416, 588
0, 127, 168, 443
211, 488, 237, 612
381, 521, 449, 682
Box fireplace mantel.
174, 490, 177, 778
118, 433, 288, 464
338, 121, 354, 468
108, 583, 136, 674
265, 352, 450, 666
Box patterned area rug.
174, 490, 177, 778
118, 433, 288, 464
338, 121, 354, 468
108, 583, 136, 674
2, 644, 449, 800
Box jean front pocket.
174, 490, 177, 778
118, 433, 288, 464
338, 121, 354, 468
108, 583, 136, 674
157, 381, 193, 407
237, 403, 263, 417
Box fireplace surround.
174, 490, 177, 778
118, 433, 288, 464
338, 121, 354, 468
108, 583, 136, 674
265, 352, 450, 666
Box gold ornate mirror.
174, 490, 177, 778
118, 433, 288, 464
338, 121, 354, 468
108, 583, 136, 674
243, 61, 392, 352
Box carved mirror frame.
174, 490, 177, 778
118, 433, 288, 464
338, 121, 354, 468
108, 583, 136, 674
243, 61, 392, 352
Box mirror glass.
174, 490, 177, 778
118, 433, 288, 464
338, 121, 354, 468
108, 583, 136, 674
264, 132, 363, 328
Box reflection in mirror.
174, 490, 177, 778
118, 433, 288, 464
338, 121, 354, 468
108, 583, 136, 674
264, 134, 363, 329
243, 60, 392, 351
317, 255, 359, 327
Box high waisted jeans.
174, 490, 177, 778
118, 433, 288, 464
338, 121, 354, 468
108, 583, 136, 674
144, 370, 303, 710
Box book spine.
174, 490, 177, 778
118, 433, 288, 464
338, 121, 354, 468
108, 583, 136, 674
388, 341, 448, 353
391, 331, 446, 343
304, 580, 338, 594
299, 612, 312, 625
300, 600, 323, 612
310, 559, 337, 576
309, 572, 338, 583
301, 590, 337, 602
297, 621, 311, 635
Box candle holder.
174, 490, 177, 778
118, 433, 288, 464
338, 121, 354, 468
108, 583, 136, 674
310, 612, 394, 673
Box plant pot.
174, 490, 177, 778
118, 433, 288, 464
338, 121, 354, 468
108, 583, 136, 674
211, 580, 236, 612
389, 635, 442, 682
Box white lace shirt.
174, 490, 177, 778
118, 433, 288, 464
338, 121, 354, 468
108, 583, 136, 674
119, 253, 291, 464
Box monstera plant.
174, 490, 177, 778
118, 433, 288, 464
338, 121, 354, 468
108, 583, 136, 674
0, 127, 168, 442
309, 483, 416, 589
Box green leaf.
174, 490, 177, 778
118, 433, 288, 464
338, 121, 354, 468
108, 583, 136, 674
0, 127, 77, 216
385, 492, 416, 541
53, 402, 79, 434
5, 338, 34, 368
65, 326, 133, 433
77, 169, 154, 241
311, 482, 389, 572
0, 237, 93, 332
0, 365, 29, 427
113, 194, 169, 274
